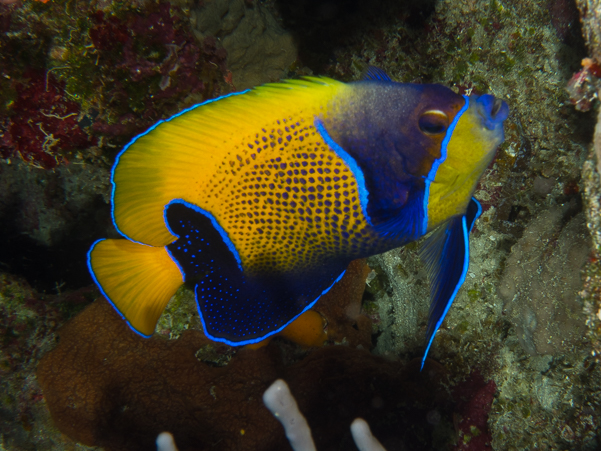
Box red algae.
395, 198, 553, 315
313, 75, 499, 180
0, 0, 229, 168
453, 372, 496, 451
81, 2, 228, 141
1, 71, 96, 169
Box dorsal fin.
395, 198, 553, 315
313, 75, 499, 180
362, 66, 393, 82
111, 77, 347, 247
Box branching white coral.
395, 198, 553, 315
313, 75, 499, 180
350, 418, 387, 451
156, 378, 387, 451
262, 379, 316, 451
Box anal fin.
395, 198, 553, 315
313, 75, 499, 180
164, 200, 347, 346
418, 198, 482, 370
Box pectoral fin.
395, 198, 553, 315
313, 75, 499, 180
419, 198, 482, 370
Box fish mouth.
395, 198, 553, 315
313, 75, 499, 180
475, 94, 509, 130
491, 98, 504, 117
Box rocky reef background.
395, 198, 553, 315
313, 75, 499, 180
1, 0, 601, 450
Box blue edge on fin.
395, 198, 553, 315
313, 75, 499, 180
419, 198, 482, 370
362, 66, 392, 82
196, 270, 346, 347
164, 198, 244, 276
89, 199, 347, 345
89, 92, 251, 339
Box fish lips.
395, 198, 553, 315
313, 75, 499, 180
474, 94, 509, 130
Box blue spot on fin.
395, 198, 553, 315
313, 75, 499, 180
165, 200, 242, 284
362, 66, 392, 82
165, 201, 347, 345
418, 198, 482, 370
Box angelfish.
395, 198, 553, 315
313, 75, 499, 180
88, 67, 508, 369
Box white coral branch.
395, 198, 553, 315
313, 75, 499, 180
156, 378, 388, 451
263, 379, 387, 451
262, 379, 317, 451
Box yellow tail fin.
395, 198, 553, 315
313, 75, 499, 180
88, 239, 184, 336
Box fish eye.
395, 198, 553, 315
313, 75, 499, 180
418, 110, 449, 135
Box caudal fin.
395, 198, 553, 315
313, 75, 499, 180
88, 239, 184, 336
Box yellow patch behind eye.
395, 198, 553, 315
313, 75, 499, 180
426, 104, 502, 230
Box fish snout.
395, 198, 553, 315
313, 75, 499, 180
475, 94, 509, 130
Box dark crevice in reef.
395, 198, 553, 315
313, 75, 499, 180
0, 195, 109, 294
273, 0, 437, 73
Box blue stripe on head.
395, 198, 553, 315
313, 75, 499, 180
421, 95, 470, 234
110, 89, 251, 244
314, 119, 373, 227
196, 269, 346, 346
163, 198, 244, 273
86, 238, 152, 339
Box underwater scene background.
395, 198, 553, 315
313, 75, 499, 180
1, 0, 601, 449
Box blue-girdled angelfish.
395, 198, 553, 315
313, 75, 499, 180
87, 67, 508, 369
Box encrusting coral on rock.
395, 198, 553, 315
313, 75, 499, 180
499, 207, 591, 356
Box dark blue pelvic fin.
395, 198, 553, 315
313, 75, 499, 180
418, 198, 482, 370
165, 200, 346, 346
362, 66, 392, 82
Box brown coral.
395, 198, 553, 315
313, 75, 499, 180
38, 299, 284, 451
37, 295, 470, 450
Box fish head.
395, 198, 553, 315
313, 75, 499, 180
321, 82, 508, 237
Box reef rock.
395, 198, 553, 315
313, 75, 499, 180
499, 207, 592, 355
192, 0, 297, 89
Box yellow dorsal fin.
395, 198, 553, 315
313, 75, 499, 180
112, 77, 346, 246
88, 239, 184, 336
